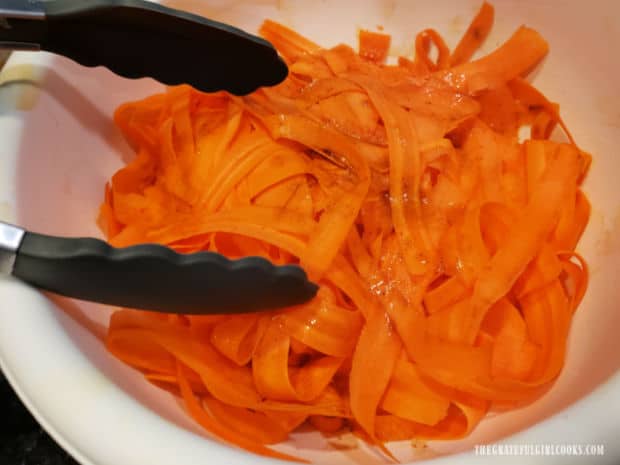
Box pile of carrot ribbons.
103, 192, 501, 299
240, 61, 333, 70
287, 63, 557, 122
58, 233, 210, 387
99, 2, 591, 459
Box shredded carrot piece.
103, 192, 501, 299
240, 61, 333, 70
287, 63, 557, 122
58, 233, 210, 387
414, 29, 451, 72
441, 27, 549, 94
450, 2, 495, 66
100, 3, 591, 459
358, 30, 391, 63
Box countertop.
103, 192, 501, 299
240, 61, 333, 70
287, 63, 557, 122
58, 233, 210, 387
1, 372, 78, 465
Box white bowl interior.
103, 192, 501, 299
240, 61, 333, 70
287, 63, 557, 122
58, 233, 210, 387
0, 1, 619, 464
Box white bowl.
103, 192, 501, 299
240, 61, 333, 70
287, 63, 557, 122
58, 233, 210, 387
0, 1, 619, 464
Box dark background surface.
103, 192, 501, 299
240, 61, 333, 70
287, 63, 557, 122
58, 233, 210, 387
1, 372, 78, 465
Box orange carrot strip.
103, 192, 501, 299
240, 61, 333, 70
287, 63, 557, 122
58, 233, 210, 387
509, 77, 576, 146
210, 314, 266, 366
253, 320, 343, 402
441, 27, 549, 94
455, 203, 491, 285
466, 144, 581, 341
381, 351, 450, 425
375, 400, 486, 441
426, 297, 474, 344
512, 245, 563, 299
265, 114, 371, 278
259, 20, 321, 62
424, 276, 470, 314
481, 298, 538, 380
116, 326, 262, 408
357, 80, 431, 275
358, 30, 391, 63
252, 321, 299, 401
275, 293, 363, 357
349, 308, 402, 438
450, 2, 495, 66
289, 356, 344, 402
203, 396, 291, 444
176, 363, 305, 462
414, 29, 451, 72
309, 415, 344, 434
479, 202, 515, 255
558, 252, 589, 312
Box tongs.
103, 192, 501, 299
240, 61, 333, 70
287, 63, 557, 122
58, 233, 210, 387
0, 0, 288, 94
0, 0, 319, 314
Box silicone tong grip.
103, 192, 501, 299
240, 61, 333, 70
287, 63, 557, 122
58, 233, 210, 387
6, 0, 288, 95
12, 231, 318, 314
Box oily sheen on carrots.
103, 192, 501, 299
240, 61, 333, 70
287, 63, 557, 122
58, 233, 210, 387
99, 2, 591, 459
